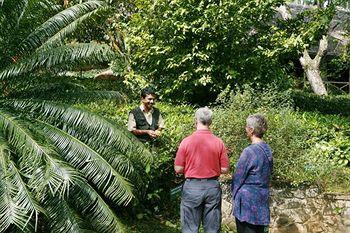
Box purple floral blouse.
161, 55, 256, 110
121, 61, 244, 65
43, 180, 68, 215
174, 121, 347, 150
231, 142, 273, 226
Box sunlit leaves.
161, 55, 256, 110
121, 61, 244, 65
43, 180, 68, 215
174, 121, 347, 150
128, 0, 290, 102
20, 0, 107, 52
0, 43, 116, 80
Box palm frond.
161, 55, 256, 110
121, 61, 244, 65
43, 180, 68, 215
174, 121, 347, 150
0, 108, 80, 198
29, 156, 84, 199
67, 126, 135, 177
66, 128, 135, 177
20, 0, 106, 52
50, 119, 135, 177
0, 43, 116, 80
41, 121, 134, 205
15, 0, 28, 28
38, 0, 62, 12
50, 90, 126, 103
13, 87, 126, 103
6, 161, 44, 231
11, 100, 151, 159
71, 180, 124, 232
0, 108, 46, 171
0, 0, 28, 27
39, 7, 111, 50
0, 136, 24, 232
44, 195, 94, 233
0, 136, 44, 232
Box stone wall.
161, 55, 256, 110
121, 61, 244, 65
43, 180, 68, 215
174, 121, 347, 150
221, 182, 350, 233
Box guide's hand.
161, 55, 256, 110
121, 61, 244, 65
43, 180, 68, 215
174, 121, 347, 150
147, 130, 158, 138
154, 130, 161, 137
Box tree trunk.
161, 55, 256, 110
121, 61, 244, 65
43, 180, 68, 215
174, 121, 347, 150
299, 35, 328, 96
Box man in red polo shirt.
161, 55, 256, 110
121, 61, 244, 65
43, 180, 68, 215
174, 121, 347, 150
174, 107, 230, 233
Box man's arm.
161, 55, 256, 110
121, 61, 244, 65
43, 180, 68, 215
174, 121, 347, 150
221, 167, 229, 174
174, 165, 184, 174
220, 143, 230, 174
132, 129, 158, 137
174, 140, 186, 174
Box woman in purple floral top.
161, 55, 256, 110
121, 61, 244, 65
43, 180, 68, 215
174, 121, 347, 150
231, 114, 273, 233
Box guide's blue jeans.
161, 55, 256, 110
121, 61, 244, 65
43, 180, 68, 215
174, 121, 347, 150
180, 178, 222, 233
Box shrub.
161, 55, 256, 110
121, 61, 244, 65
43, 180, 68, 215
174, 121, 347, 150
213, 86, 311, 186
292, 90, 350, 116
213, 86, 350, 191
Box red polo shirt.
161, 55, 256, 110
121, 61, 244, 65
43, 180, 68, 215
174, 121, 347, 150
175, 129, 229, 178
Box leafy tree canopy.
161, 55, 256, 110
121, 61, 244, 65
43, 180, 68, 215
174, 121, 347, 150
126, 0, 347, 102
127, 0, 296, 103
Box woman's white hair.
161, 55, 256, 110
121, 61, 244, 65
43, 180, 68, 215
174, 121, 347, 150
246, 114, 268, 138
195, 107, 213, 126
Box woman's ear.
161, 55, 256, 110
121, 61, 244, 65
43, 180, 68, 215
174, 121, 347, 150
246, 126, 254, 137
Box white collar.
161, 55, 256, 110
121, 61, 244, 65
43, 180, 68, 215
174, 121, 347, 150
139, 104, 153, 113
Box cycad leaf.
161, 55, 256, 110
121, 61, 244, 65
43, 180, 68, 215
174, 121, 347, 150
38, 0, 61, 12
17, 89, 126, 103
6, 161, 44, 231
44, 194, 94, 233
0, 108, 80, 198
54, 121, 135, 177
15, 0, 28, 27
39, 7, 110, 50
11, 100, 151, 159
0, 108, 46, 171
41, 122, 134, 205
71, 180, 124, 232
0, 136, 24, 232
0, 43, 115, 80
29, 156, 84, 199
0, 137, 44, 233
20, 0, 106, 52
0, 0, 28, 28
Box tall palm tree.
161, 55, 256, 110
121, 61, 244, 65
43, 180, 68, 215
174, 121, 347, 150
0, 0, 150, 232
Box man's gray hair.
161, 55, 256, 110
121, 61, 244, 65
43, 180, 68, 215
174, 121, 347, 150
246, 114, 268, 138
195, 107, 213, 126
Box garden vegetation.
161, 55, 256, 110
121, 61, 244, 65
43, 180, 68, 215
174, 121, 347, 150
0, 0, 350, 232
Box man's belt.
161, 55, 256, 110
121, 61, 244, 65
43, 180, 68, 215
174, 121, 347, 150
186, 177, 218, 181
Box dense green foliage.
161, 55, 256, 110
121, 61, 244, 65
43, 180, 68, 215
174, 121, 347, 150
82, 85, 350, 201
292, 91, 350, 116
1, 0, 350, 232
213, 87, 350, 190
125, 0, 348, 102
214, 87, 309, 185
127, 0, 297, 103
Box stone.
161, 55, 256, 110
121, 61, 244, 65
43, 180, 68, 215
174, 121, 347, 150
306, 222, 325, 233
221, 184, 350, 233
276, 215, 292, 227
305, 188, 320, 198
291, 189, 306, 199
287, 201, 302, 209
344, 208, 350, 216
343, 219, 350, 226
272, 223, 301, 233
